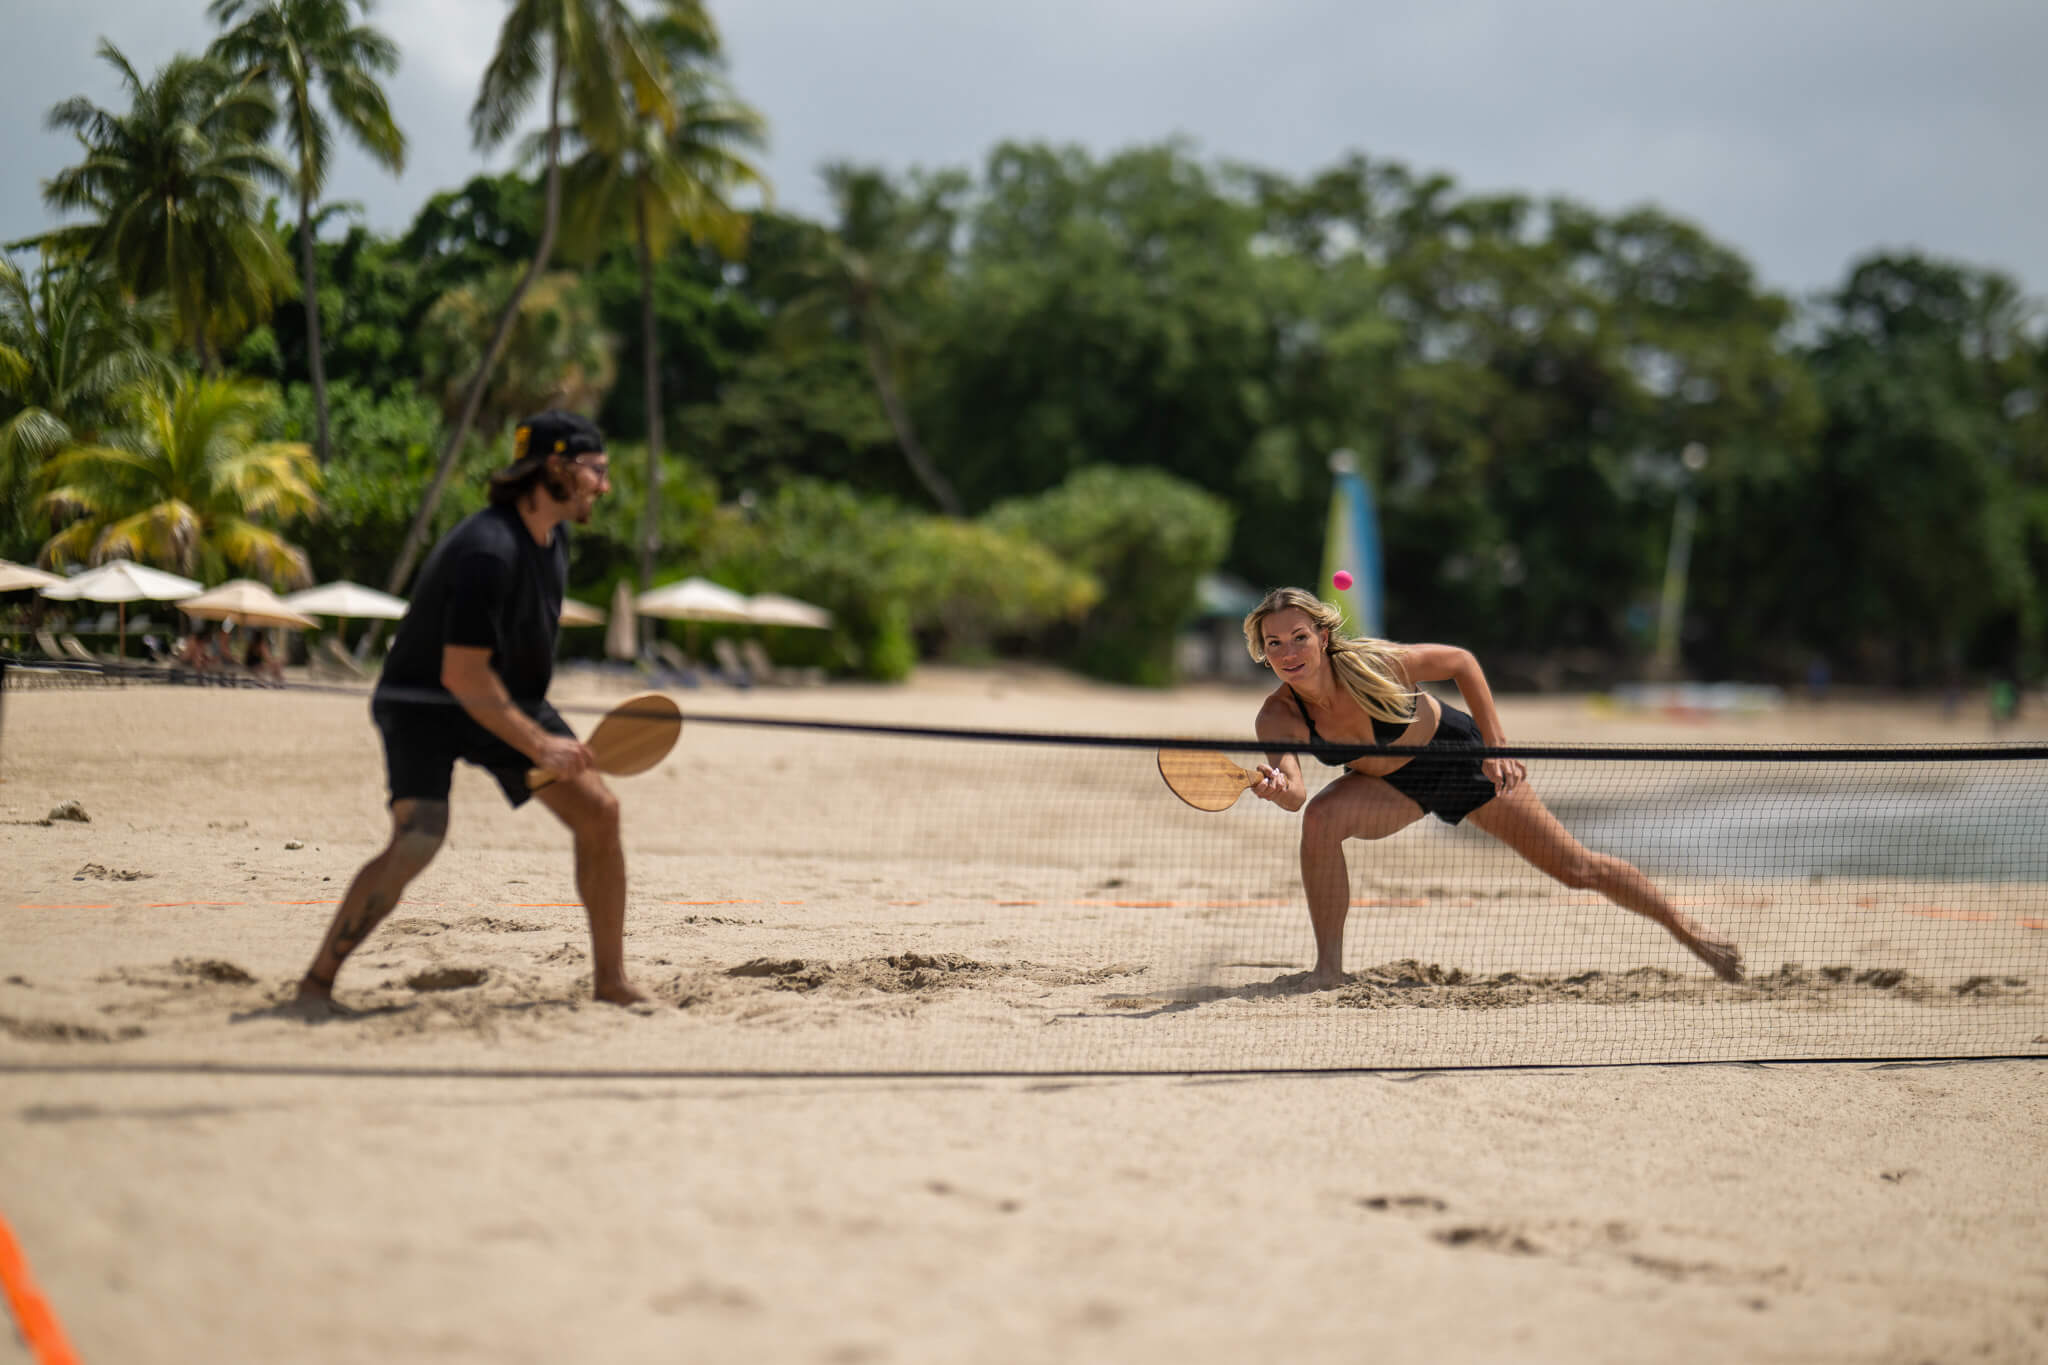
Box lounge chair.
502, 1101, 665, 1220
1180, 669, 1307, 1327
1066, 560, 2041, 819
319, 637, 369, 680
34, 628, 68, 663
60, 634, 106, 666
710, 637, 753, 688
741, 639, 824, 687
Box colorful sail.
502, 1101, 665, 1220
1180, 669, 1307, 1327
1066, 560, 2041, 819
1322, 450, 1384, 637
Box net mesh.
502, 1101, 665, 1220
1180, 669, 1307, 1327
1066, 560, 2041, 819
5, 665, 2044, 1073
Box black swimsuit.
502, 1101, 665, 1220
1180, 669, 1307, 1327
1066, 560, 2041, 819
1287, 687, 1500, 826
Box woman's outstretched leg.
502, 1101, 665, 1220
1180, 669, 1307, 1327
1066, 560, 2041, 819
1465, 785, 1744, 982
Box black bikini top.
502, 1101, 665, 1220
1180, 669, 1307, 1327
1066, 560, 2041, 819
1288, 686, 1414, 767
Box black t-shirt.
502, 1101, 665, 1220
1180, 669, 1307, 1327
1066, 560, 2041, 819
377, 504, 566, 708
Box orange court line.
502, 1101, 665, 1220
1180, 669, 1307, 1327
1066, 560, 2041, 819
0, 1210, 82, 1365
2021, 919, 2046, 931
1907, 906, 2000, 923
996, 900, 1041, 906
666, 899, 762, 906
778, 900, 805, 906
147, 901, 246, 908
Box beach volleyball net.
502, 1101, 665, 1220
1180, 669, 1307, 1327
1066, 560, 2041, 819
5, 667, 2046, 1072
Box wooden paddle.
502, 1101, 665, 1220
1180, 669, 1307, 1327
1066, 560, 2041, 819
527, 692, 683, 790
1157, 749, 1260, 812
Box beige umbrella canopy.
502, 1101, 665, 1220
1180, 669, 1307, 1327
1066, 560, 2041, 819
559, 598, 606, 628
283, 580, 409, 621
177, 579, 319, 630
0, 560, 63, 593
635, 576, 751, 623
747, 593, 834, 630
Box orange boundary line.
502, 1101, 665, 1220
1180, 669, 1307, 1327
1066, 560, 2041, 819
0, 1211, 81, 1365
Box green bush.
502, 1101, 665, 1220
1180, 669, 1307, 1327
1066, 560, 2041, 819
989, 465, 1233, 685
699, 480, 1098, 680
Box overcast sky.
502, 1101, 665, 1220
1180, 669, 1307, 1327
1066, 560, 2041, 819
7, 0, 2046, 299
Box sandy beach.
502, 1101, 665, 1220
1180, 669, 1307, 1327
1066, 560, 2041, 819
2, 666, 2044, 1363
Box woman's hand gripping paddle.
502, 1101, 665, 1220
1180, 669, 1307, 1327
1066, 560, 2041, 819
1157, 749, 1260, 812
527, 692, 683, 791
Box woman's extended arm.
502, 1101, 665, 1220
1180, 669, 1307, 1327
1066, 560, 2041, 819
1397, 643, 1524, 794
1252, 693, 1310, 812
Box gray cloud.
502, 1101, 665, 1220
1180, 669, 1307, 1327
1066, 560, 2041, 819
7, 0, 2046, 297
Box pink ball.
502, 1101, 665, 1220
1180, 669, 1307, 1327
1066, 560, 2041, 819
1332, 570, 1354, 592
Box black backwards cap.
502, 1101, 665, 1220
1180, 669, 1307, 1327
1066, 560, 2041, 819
488, 410, 605, 495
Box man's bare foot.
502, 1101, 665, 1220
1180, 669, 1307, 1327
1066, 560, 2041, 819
1298, 965, 1352, 992
1682, 933, 1745, 984
594, 979, 652, 1006
295, 972, 334, 1003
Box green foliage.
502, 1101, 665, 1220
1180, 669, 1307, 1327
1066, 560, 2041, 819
0, 252, 173, 560
275, 380, 464, 583
38, 371, 320, 586
694, 480, 1096, 680
989, 465, 1233, 686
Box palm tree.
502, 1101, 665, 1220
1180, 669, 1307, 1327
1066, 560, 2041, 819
549, 8, 766, 605
0, 251, 171, 557
41, 43, 295, 372
783, 163, 964, 516
380, 0, 680, 601
38, 372, 320, 588
209, 0, 408, 466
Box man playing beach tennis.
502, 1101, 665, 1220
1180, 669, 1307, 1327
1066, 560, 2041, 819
296, 411, 649, 1007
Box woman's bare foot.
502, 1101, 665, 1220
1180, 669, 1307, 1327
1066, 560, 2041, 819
594, 978, 651, 1006
1680, 932, 1745, 984
295, 972, 334, 1003
1298, 965, 1352, 992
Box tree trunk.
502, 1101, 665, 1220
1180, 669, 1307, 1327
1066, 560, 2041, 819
635, 191, 663, 652
375, 56, 569, 614
300, 194, 332, 464
858, 321, 961, 517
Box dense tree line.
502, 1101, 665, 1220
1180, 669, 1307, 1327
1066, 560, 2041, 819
5, 3, 2044, 686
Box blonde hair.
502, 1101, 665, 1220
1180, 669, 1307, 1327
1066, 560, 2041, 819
1243, 586, 1415, 726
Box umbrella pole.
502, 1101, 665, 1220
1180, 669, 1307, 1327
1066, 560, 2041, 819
118, 602, 126, 662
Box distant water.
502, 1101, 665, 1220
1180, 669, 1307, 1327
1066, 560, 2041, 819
1547, 773, 2048, 881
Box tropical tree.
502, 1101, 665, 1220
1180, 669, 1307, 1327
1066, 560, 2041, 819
40, 43, 295, 371
0, 251, 171, 558
37, 372, 321, 588
779, 162, 967, 516
418, 266, 618, 434
548, 5, 766, 608
209, 0, 408, 465
381, 0, 678, 600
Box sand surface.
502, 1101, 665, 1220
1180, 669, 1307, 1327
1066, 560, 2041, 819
2, 665, 2045, 1363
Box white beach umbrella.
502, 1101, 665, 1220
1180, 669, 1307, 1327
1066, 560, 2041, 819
283, 580, 410, 620
39, 560, 202, 603
39, 561, 205, 660
0, 560, 63, 593
635, 576, 752, 623
746, 593, 834, 630
606, 579, 638, 660
559, 598, 606, 628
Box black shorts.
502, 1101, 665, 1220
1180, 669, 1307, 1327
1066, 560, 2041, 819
371, 697, 574, 808
1376, 704, 1499, 825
